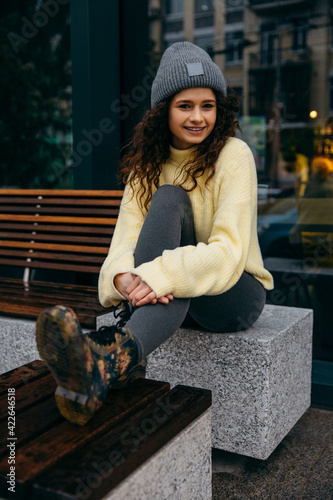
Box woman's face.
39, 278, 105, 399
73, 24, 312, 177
168, 87, 217, 150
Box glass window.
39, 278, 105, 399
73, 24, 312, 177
329, 76, 333, 113
260, 23, 277, 65
225, 31, 243, 63
291, 18, 308, 51
165, 37, 185, 48
225, 10, 244, 24
194, 35, 215, 54
195, 0, 215, 13
165, 0, 184, 15
0, 2, 72, 188
226, 0, 244, 7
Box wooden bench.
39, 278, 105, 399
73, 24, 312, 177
0, 189, 123, 329
0, 361, 212, 500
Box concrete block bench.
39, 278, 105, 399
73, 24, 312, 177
143, 304, 313, 460
0, 361, 212, 500
0, 317, 39, 375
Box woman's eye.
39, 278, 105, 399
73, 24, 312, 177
177, 103, 215, 109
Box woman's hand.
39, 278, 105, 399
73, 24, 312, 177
114, 272, 134, 301
126, 274, 173, 307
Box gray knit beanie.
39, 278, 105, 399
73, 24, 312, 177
151, 41, 227, 107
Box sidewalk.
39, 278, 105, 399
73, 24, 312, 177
212, 407, 333, 499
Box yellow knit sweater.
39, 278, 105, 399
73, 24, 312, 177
98, 137, 274, 307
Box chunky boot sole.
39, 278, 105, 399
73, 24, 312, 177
36, 305, 106, 426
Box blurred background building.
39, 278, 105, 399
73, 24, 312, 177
156, 0, 332, 187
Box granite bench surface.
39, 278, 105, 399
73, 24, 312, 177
145, 304, 313, 459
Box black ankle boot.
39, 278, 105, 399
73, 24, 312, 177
36, 305, 144, 425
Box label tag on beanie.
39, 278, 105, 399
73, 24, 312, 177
186, 62, 204, 77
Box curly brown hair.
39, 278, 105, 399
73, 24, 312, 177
119, 87, 241, 212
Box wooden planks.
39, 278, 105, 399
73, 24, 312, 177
0, 233, 112, 244
0, 279, 106, 327
0, 189, 124, 197
0, 362, 211, 500
0, 207, 120, 216
0, 258, 102, 275
0, 240, 108, 254
0, 250, 105, 264
0, 361, 48, 396
0, 223, 115, 234
0, 189, 124, 325
34, 385, 211, 500
0, 214, 118, 224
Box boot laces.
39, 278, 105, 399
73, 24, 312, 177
113, 300, 132, 328
88, 301, 132, 346
88, 324, 126, 346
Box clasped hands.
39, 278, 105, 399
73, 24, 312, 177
114, 272, 173, 308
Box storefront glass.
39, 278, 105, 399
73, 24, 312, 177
159, 0, 333, 404
0, 2, 72, 189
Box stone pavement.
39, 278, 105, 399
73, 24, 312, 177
212, 407, 333, 499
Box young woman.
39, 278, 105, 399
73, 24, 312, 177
36, 42, 273, 426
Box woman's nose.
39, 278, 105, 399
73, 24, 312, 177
190, 107, 203, 122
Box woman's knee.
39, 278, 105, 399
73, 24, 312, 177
151, 185, 191, 209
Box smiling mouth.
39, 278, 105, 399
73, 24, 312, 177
185, 127, 206, 131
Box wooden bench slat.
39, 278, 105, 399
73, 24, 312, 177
0, 292, 105, 327
0, 287, 100, 306
0, 232, 112, 245
0, 215, 118, 225
0, 293, 102, 312
0, 240, 108, 254
0, 278, 97, 295
32, 385, 212, 500
0, 259, 102, 274
0, 397, 62, 458
0, 289, 99, 305
0, 286, 96, 298
0, 197, 122, 206
0, 206, 120, 216
0, 379, 170, 493
0, 189, 124, 197
0, 307, 98, 328
0, 361, 47, 397
0, 374, 56, 421
0, 289, 102, 307
0, 302, 102, 324
0, 249, 106, 264
0, 298, 100, 317
0, 279, 99, 294
0, 223, 115, 234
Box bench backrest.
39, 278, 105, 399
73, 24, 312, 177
0, 189, 123, 279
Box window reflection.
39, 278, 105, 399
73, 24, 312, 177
157, 0, 333, 365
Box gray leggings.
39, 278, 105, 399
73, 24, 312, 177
126, 185, 266, 361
